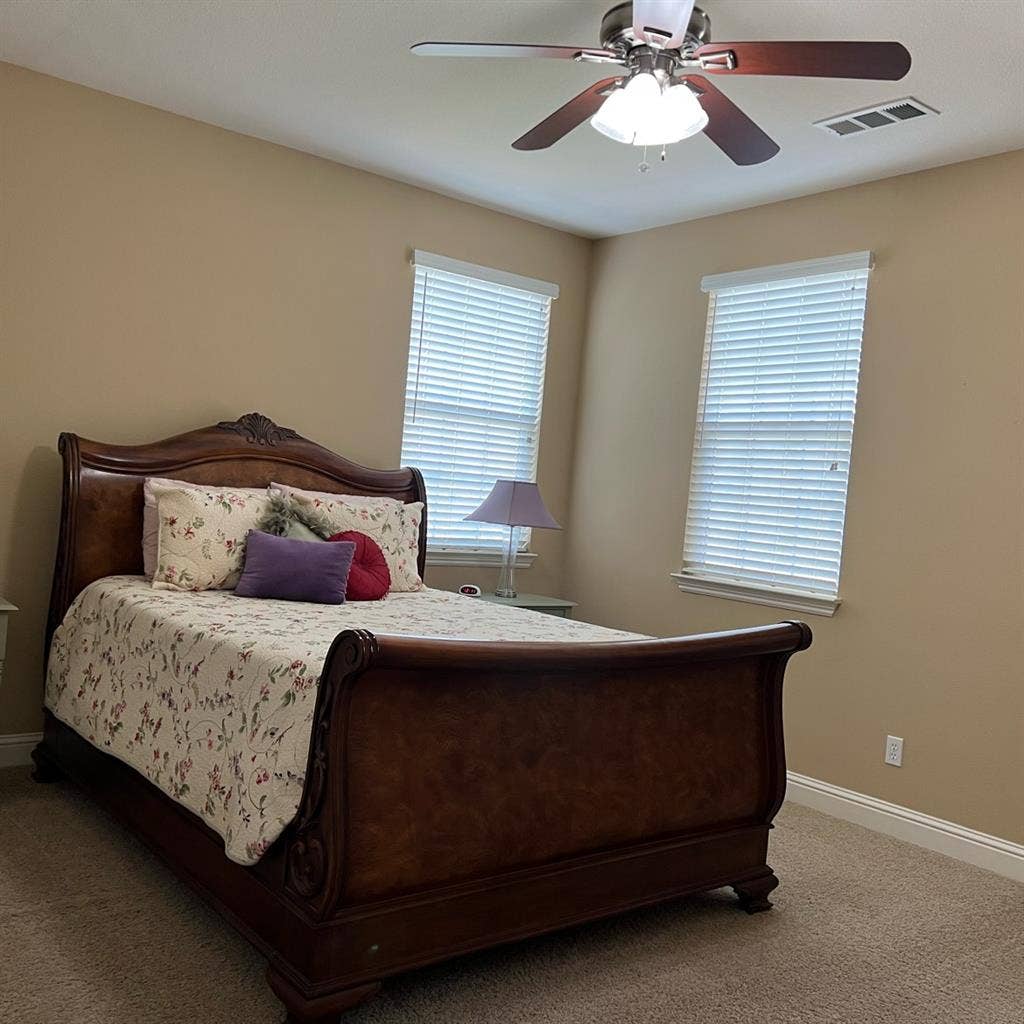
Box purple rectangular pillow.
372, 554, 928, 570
235, 531, 355, 604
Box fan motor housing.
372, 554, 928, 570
600, 2, 711, 53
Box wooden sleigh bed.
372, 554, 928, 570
32, 413, 812, 1023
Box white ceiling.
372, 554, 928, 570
2, 0, 1023, 237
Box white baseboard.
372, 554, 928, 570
0, 732, 42, 769
787, 770, 1024, 884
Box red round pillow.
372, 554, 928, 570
328, 531, 390, 601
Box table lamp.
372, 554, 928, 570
464, 480, 560, 598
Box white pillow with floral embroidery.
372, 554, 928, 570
151, 484, 272, 592
142, 478, 270, 578
271, 483, 423, 592
385, 500, 424, 591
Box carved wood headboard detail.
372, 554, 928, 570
46, 413, 428, 649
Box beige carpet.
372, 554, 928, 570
1, 766, 1021, 1024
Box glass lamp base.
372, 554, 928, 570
494, 526, 518, 598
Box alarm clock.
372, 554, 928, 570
459, 584, 482, 597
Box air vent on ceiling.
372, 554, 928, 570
814, 97, 939, 137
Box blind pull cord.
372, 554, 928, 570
410, 269, 431, 424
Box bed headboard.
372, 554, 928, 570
47, 412, 428, 646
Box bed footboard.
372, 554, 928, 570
270, 621, 810, 1020
36, 622, 809, 1022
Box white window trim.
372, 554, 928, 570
670, 571, 841, 617
700, 250, 873, 292
426, 549, 539, 569
412, 250, 559, 298
677, 250, 873, 616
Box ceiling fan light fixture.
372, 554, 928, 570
416, 7, 911, 165
591, 73, 708, 147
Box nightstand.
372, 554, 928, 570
478, 593, 576, 618
0, 599, 16, 688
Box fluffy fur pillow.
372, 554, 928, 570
151, 484, 272, 592
256, 492, 324, 543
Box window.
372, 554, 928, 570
674, 252, 872, 616
400, 250, 557, 560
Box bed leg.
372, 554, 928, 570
30, 741, 63, 783
732, 868, 779, 913
267, 964, 380, 1023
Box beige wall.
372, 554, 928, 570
0, 63, 593, 734
565, 151, 1024, 843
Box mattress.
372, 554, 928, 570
45, 576, 645, 864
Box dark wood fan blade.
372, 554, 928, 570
512, 77, 622, 151
695, 41, 911, 80
685, 75, 780, 166
411, 42, 616, 60
633, 0, 695, 49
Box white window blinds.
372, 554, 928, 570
401, 251, 556, 552
679, 252, 871, 609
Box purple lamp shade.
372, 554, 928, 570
464, 480, 561, 529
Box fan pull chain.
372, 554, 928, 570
638, 145, 671, 173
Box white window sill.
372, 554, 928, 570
669, 572, 840, 618
427, 549, 538, 569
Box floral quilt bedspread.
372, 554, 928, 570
46, 576, 644, 864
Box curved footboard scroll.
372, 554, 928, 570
284, 629, 380, 916
274, 620, 811, 1014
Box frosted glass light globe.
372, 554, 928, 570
590, 87, 634, 143
591, 72, 661, 145
633, 82, 709, 146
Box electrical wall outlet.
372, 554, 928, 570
884, 735, 904, 766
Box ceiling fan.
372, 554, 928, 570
411, 1, 911, 166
